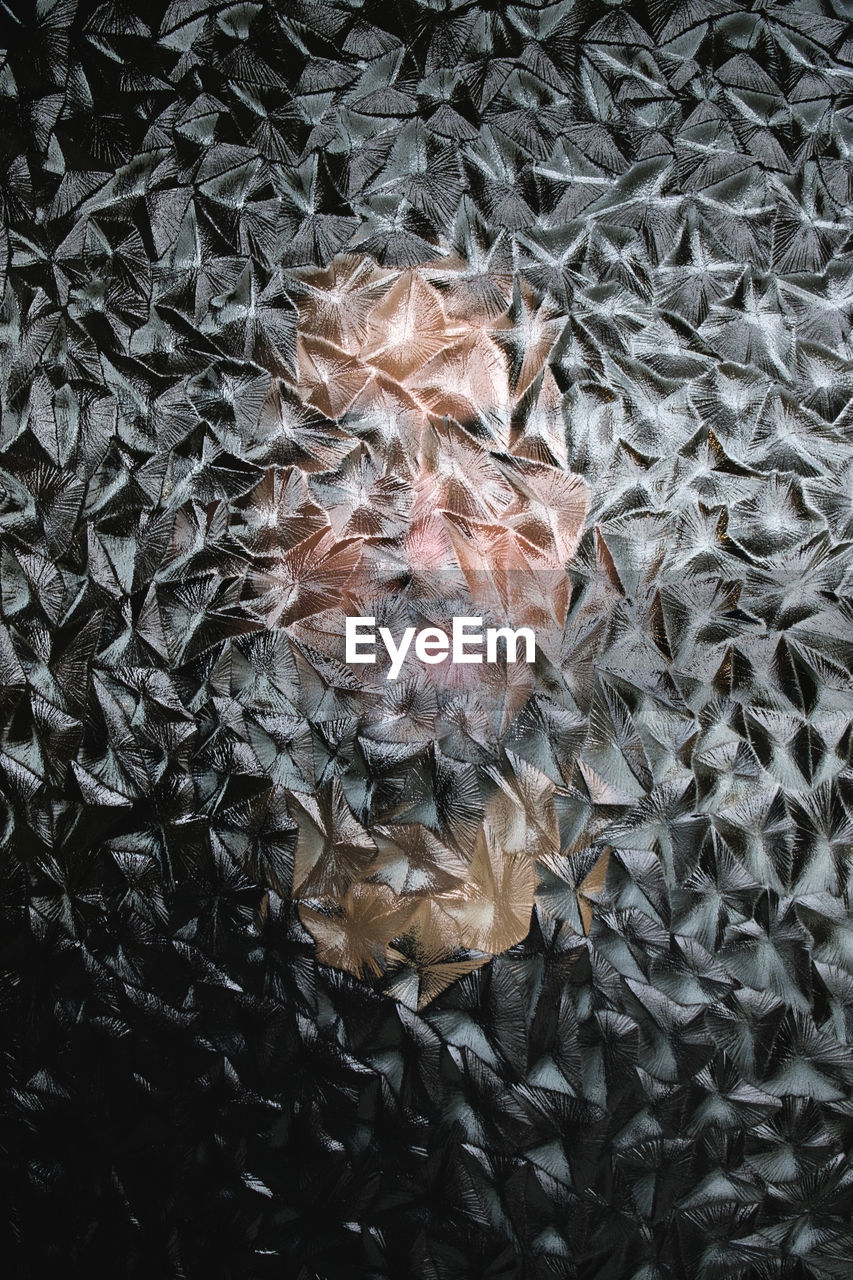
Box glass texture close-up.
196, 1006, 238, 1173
1, 2, 853, 1278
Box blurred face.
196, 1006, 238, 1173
241, 253, 601, 1006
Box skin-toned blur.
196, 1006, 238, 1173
240, 253, 603, 1007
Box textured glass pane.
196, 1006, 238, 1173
2, 3, 853, 1276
